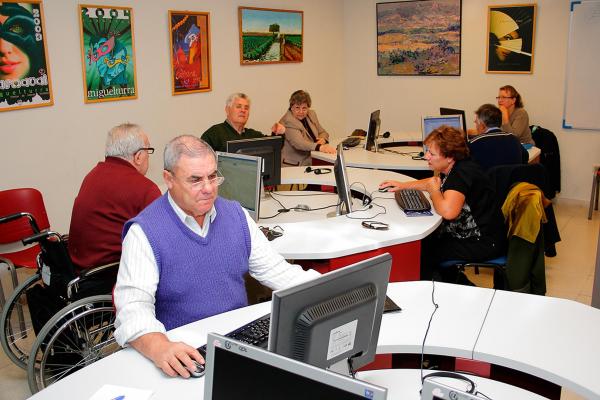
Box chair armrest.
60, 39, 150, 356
78, 262, 119, 280
0, 212, 41, 232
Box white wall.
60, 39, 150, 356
2, 0, 598, 233
343, 0, 600, 200
0, 0, 345, 232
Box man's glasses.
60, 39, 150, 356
136, 147, 155, 154
495, 96, 514, 100
167, 170, 225, 190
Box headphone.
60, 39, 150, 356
411, 151, 425, 160
361, 220, 389, 230
305, 166, 332, 175
421, 372, 476, 393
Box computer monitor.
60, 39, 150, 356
268, 253, 392, 374
204, 332, 387, 399
226, 136, 283, 187
333, 143, 353, 215
421, 115, 464, 152
364, 110, 381, 152
216, 152, 262, 221
439, 107, 467, 133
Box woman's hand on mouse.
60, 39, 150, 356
379, 180, 402, 192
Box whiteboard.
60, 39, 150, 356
563, 0, 600, 130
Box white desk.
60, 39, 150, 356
357, 369, 547, 400
311, 142, 542, 169
381, 282, 495, 360
264, 167, 440, 260
261, 167, 441, 281
27, 282, 600, 399
474, 290, 600, 399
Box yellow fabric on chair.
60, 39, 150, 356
502, 182, 548, 243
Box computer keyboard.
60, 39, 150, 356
341, 137, 361, 148
198, 313, 271, 355
394, 189, 431, 212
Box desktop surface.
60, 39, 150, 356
27, 282, 600, 400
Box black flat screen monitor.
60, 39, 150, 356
204, 333, 388, 399
333, 143, 353, 215
226, 136, 283, 187
216, 152, 262, 221
268, 253, 392, 372
365, 110, 381, 152
439, 107, 467, 133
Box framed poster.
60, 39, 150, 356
238, 6, 303, 65
0, 1, 53, 112
78, 5, 137, 103
168, 11, 211, 95
486, 4, 537, 74
376, 0, 462, 76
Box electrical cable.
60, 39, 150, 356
420, 280, 440, 384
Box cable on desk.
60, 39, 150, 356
382, 148, 422, 156
420, 280, 440, 384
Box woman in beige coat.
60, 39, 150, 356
279, 90, 336, 166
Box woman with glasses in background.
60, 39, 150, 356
497, 85, 534, 145
279, 90, 336, 167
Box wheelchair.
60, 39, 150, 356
0, 212, 120, 394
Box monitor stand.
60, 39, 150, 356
327, 358, 356, 378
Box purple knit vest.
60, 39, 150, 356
123, 194, 251, 330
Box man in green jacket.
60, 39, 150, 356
201, 93, 284, 152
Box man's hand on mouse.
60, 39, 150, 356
130, 332, 204, 378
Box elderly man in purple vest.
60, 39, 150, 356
113, 135, 319, 378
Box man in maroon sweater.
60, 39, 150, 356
68, 123, 161, 270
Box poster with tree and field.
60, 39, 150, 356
238, 7, 303, 65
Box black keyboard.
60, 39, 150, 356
342, 137, 361, 148
198, 313, 271, 355
394, 189, 431, 212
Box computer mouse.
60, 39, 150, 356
189, 360, 205, 378
378, 186, 393, 193
295, 204, 311, 211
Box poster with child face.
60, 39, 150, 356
0, 1, 53, 112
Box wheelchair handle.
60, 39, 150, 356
22, 230, 62, 246
0, 212, 41, 232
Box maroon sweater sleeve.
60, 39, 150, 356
68, 157, 161, 269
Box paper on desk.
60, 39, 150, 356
89, 384, 153, 400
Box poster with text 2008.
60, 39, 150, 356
79, 5, 137, 103
0, 1, 53, 112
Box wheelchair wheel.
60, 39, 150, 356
0, 273, 41, 369
27, 295, 119, 394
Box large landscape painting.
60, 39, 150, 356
377, 0, 461, 76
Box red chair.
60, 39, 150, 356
0, 188, 50, 270
0, 188, 50, 368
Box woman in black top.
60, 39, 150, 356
380, 126, 505, 281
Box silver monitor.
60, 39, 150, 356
216, 152, 262, 221
334, 143, 353, 215
268, 253, 392, 373
421, 115, 464, 153
204, 332, 388, 399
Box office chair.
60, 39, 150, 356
439, 181, 547, 295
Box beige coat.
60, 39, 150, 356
279, 109, 330, 166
